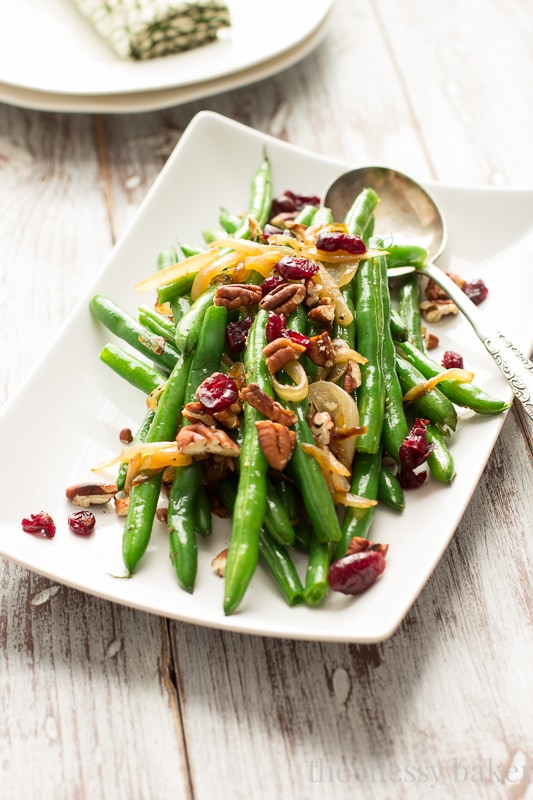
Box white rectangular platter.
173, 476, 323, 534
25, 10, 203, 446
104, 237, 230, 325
1, 111, 533, 642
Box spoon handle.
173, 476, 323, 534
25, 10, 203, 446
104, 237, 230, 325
420, 265, 533, 420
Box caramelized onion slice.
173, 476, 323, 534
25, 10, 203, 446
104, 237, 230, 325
308, 380, 360, 468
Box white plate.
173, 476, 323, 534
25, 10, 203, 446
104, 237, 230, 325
2, 111, 533, 643
0, 14, 330, 114
0, 0, 333, 97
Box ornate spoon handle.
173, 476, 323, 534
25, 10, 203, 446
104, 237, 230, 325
420, 265, 533, 421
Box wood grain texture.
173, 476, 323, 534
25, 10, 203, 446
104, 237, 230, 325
1, 0, 532, 797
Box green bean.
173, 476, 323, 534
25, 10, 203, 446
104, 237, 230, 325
168, 304, 228, 592
395, 353, 458, 431
219, 207, 241, 233
376, 244, 410, 464
336, 450, 381, 559
170, 295, 192, 327
354, 257, 386, 453
293, 204, 319, 226
378, 466, 405, 511
389, 309, 409, 342
264, 477, 295, 546
157, 246, 179, 270
175, 286, 217, 354
304, 538, 333, 606
195, 484, 212, 537
138, 305, 175, 341
157, 273, 196, 304
223, 309, 272, 615
397, 274, 425, 350
90, 294, 179, 373
218, 478, 304, 607
99, 343, 165, 395
344, 187, 379, 242
426, 424, 456, 483
288, 402, 342, 544
385, 244, 427, 270
122, 350, 193, 574
395, 339, 510, 415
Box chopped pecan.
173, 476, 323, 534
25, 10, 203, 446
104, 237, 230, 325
420, 299, 458, 323
306, 331, 335, 367
425, 272, 465, 301
263, 336, 306, 374
214, 283, 263, 310
255, 420, 296, 470
212, 547, 229, 577
114, 491, 130, 517
343, 360, 362, 393
304, 278, 321, 308
175, 423, 240, 458
241, 382, 297, 426
307, 302, 336, 329
259, 282, 306, 316
182, 401, 216, 427
213, 405, 241, 429
424, 331, 440, 350
346, 537, 388, 557
65, 482, 117, 508
310, 411, 334, 446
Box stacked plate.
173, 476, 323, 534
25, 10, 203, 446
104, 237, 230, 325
0, 0, 334, 113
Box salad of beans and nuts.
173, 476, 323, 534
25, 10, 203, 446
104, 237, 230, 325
24, 155, 505, 614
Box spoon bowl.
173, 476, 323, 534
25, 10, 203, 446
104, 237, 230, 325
323, 165, 533, 420
324, 165, 446, 262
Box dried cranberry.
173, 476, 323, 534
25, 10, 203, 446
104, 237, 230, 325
225, 317, 252, 353
463, 278, 488, 305
285, 330, 310, 349
197, 372, 239, 412
316, 230, 367, 255
442, 350, 464, 369
276, 255, 319, 280
328, 550, 387, 595
270, 190, 320, 217
266, 311, 287, 342
22, 512, 56, 539
68, 510, 96, 536
260, 275, 286, 296
398, 418, 434, 471
397, 468, 428, 489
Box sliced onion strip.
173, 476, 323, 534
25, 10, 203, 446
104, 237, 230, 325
315, 265, 354, 326
135, 248, 219, 294
403, 368, 474, 404
271, 360, 308, 402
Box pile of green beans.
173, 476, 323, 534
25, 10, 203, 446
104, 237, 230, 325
88, 153, 510, 615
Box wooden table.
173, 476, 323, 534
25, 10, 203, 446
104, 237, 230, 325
1, 1, 532, 797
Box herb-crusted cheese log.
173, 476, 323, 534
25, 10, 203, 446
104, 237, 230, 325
72, 0, 231, 61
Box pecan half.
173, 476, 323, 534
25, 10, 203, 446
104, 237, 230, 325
419, 299, 458, 323
310, 411, 334, 446
175, 423, 240, 458
255, 420, 296, 470
65, 482, 117, 507
259, 282, 306, 316
214, 283, 263, 310
241, 382, 297, 426
346, 536, 389, 557
306, 331, 335, 367
212, 547, 229, 577
307, 302, 336, 329
342, 360, 362, 393
262, 336, 306, 374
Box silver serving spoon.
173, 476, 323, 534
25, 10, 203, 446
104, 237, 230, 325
324, 165, 533, 420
